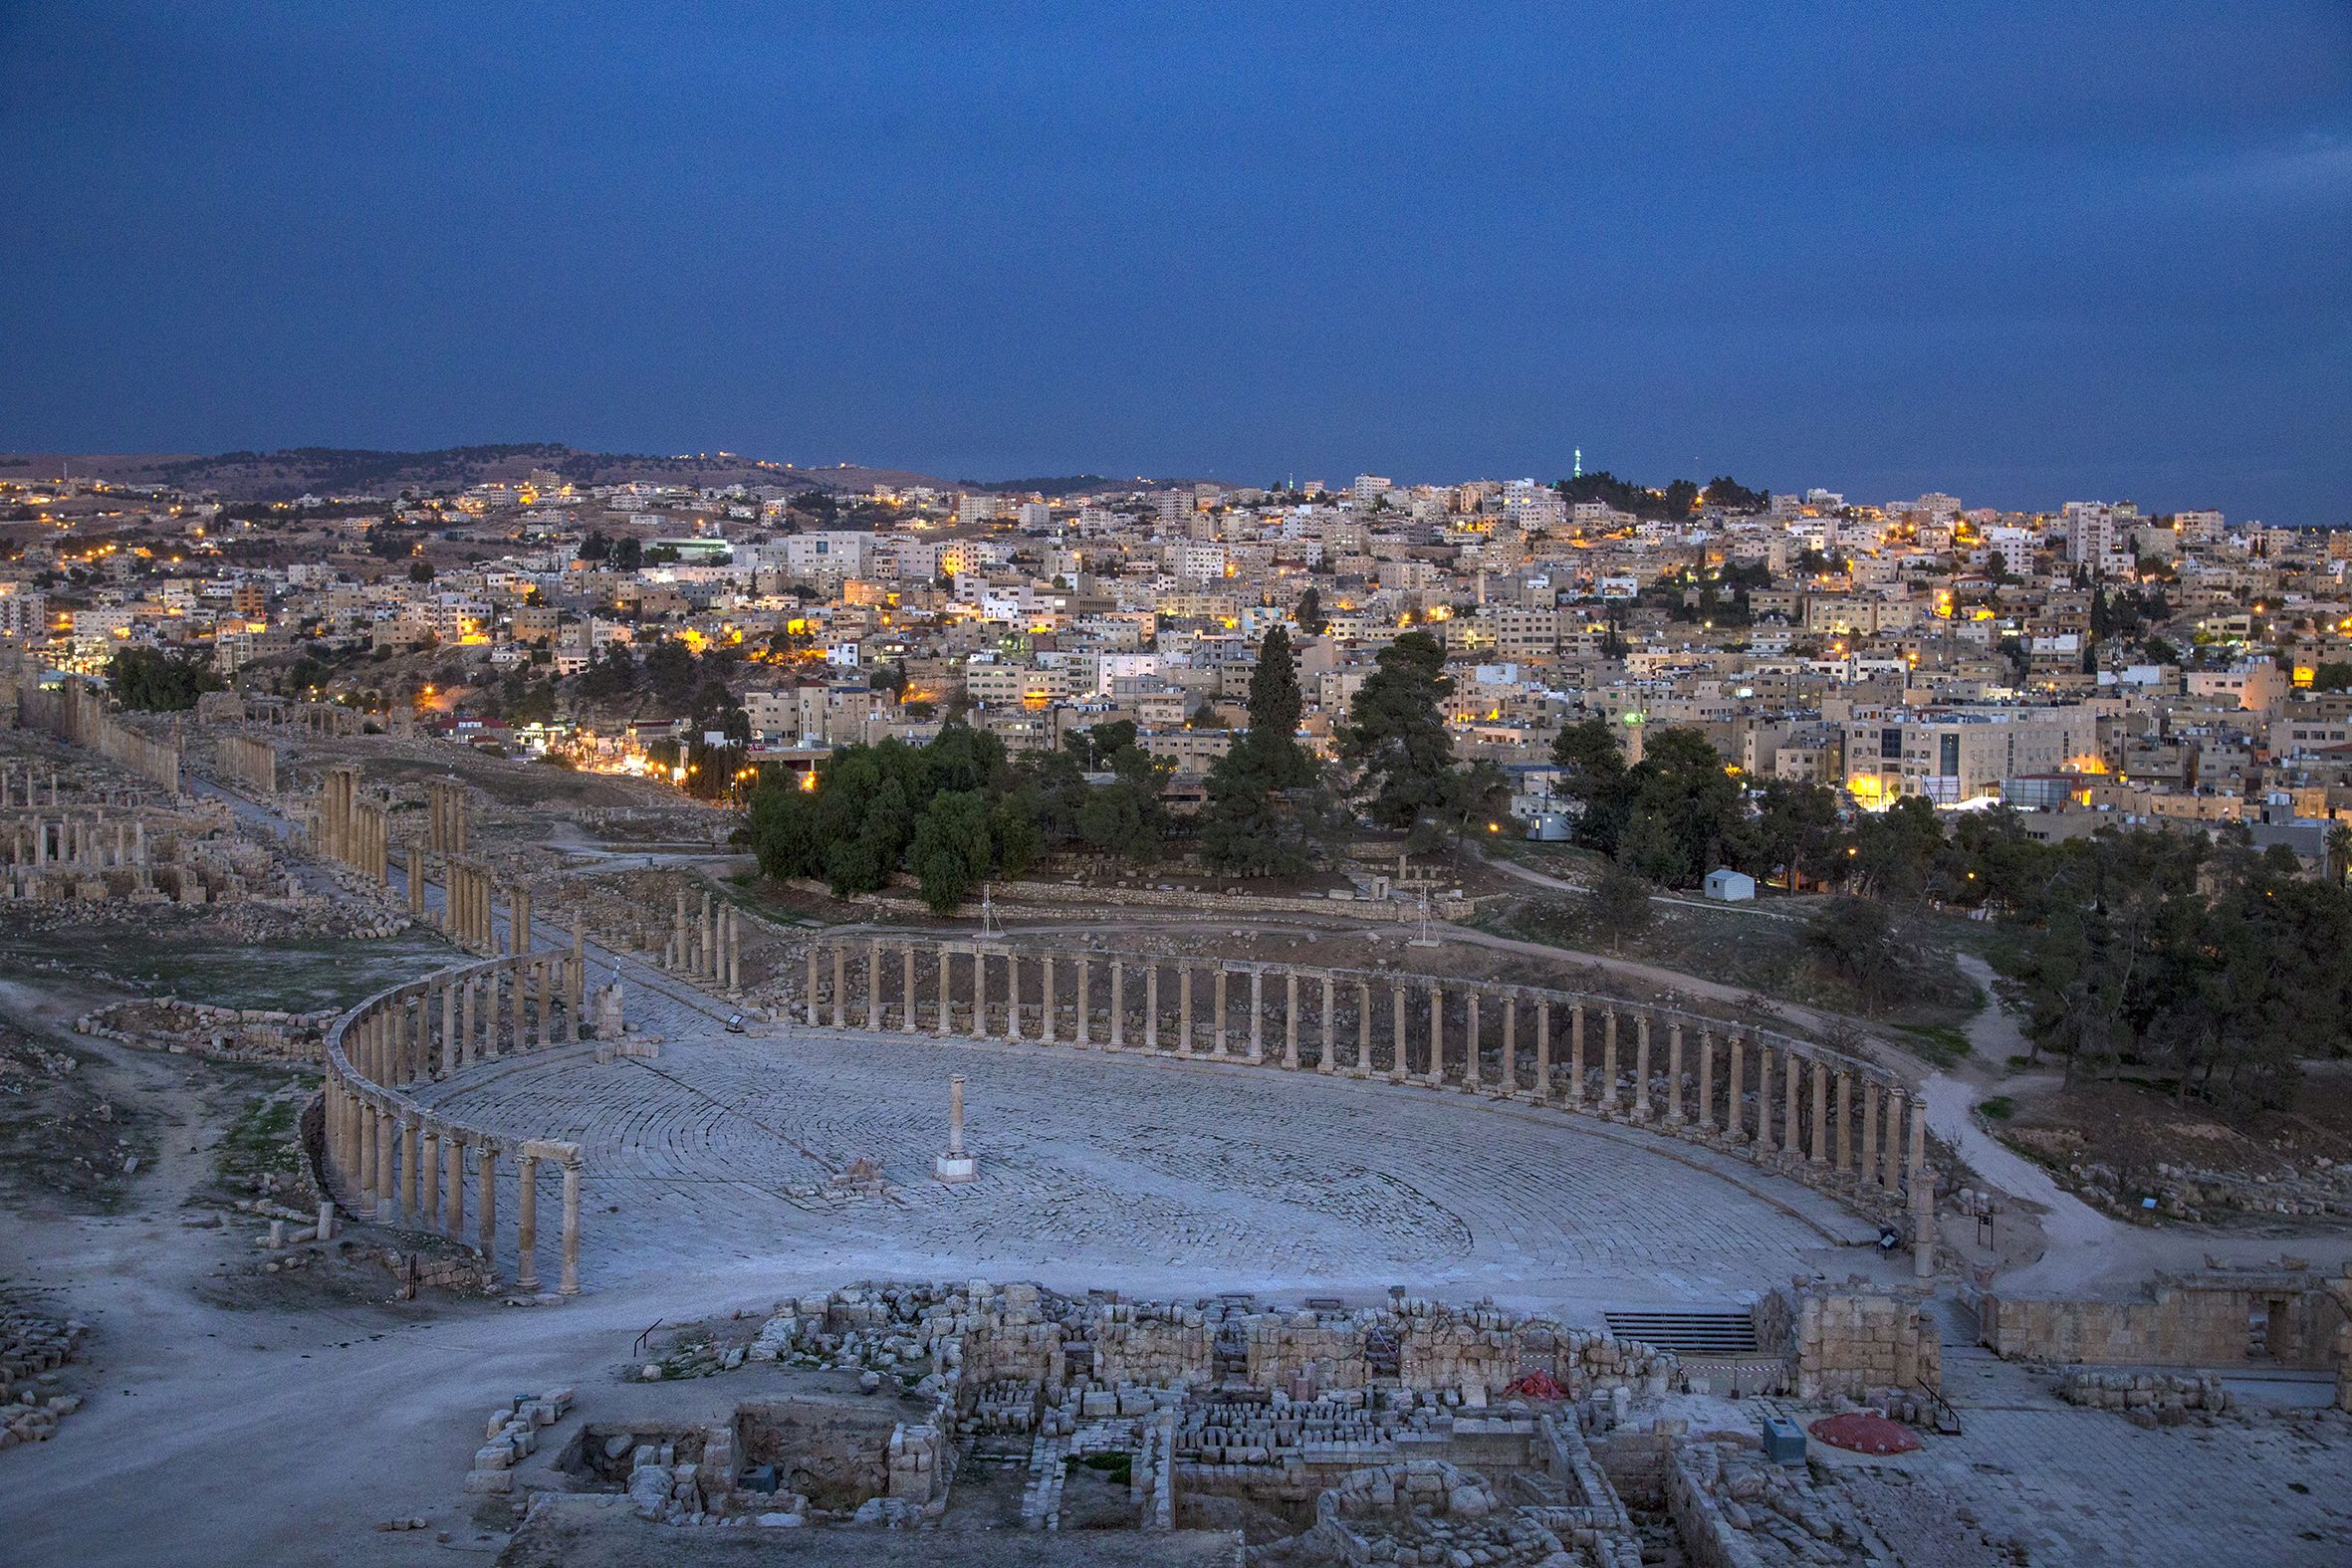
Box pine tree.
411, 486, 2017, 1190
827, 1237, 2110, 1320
1200, 626, 1320, 873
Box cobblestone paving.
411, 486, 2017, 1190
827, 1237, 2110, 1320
1839, 1411, 2352, 1567
406, 1013, 1895, 1313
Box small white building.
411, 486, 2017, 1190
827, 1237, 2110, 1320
1702, 867, 1757, 903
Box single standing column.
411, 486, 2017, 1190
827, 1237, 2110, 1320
1907, 1104, 1935, 1277
1601, 1009, 1620, 1113
1782, 1049, 1802, 1158
1697, 1027, 1716, 1131
1074, 958, 1091, 1046
1213, 968, 1229, 1057
1355, 982, 1373, 1077
358, 1099, 378, 1207
1041, 955, 1057, 1043
1884, 1086, 1907, 1189
1501, 996, 1517, 1096
443, 1133, 465, 1238
515, 1154, 540, 1292
1318, 976, 1335, 1074
1862, 1081, 1882, 1188
1109, 960, 1125, 1050
902, 947, 918, 1034
1389, 985, 1406, 1082
420, 1127, 440, 1224
1533, 999, 1552, 1102
1463, 993, 1481, 1091
1809, 1059, 1830, 1166
1727, 1033, 1747, 1140
1632, 1013, 1653, 1122
569, 911, 586, 1043
400, 1116, 420, 1222
1177, 965, 1194, 1056
1427, 989, 1444, 1085
1835, 1070, 1855, 1173
1666, 1020, 1685, 1124
1247, 969, 1265, 1063
1568, 1003, 1586, 1107
1282, 971, 1297, 1069
560, 1163, 582, 1295
830, 946, 846, 1029
476, 1145, 497, 1267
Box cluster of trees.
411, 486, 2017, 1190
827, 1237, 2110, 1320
574, 533, 645, 570
1554, 472, 1768, 522
1335, 632, 1508, 855
749, 721, 1171, 913
2009, 833, 2352, 1111
105, 647, 223, 711
1199, 625, 1325, 873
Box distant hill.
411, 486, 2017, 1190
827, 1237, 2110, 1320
0, 444, 951, 504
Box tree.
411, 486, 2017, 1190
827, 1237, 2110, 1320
105, 647, 222, 711
1592, 864, 1653, 952
407, 559, 435, 583
1201, 627, 1325, 873
1551, 717, 1630, 854
1803, 897, 1902, 1013
1337, 631, 1467, 851
642, 639, 697, 706
1295, 585, 1327, 636
909, 790, 992, 913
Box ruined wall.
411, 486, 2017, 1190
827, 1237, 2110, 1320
1981, 1270, 2349, 1372
1760, 1286, 1940, 1398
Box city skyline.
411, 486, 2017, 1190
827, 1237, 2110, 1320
3, 3, 2347, 523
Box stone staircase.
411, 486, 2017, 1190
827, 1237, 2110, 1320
1601, 1309, 1761, 1357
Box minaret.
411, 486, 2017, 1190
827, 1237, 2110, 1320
1572, 448, 1581, 480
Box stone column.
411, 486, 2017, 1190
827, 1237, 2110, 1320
867, 942, 883, 1030
1697, 1027, 1716, 1132
805, 946, 822, 1025
1109, 960, 1125, 1050
560, 1162, 582, 1294
1041, 954, 1057, 1044
1862, 1081, 1882, 1189
357, 1100, 378, 1208
1666, 1020, 1685, 1125
1533, 999, 1552, 1102
538, 958, 555, 1048
1282, 971, 1297, 1069
1908, 1104, 1935, 1277
1212, 968, 1229, 1057
830, 946, 846, 1029
1427, 989, 1444, 1085
701, 893, 716, 980
373, 1107, 394, 1221
937, 947, 956, 1038
1389, 985, 1406, 1082
1834, 1071, 1854, 1173
420, 1127, 440, 1224
1782, 1049, 1801, 1158
407, 847, 424, 918
1355, 982, 1373, 1077
1001, 952, 1020, 1041
484, 971, 502, 1059
1464, 992, 1481, 1091
902, 947, 918, 1034
512, 886, 531, 958
515, 1154, 540, 1292
1727, 1033, 1747, 1140
1755, 1045, 1774, 1154
1317, 975, 1334, 1074
1501, 997, 1517, 1097
1144, 963, 1160, 1051
1177, 965, 1194, 1056
1809, 1059, 1830, 1167
1568, 1003, 1586, 1107
1601, 1008, 1619, 1113
1632, 1013, 1653, 1122
569, 913, 585, 1043
443, 1133, 465, 1237
1074, 958, 1091, 1047
476, 1144, 497, 1267
974, 948, 990, 1038
1248, 969, 1266, 1063
400, 1116, 420, 1222
675, 889, 690, 975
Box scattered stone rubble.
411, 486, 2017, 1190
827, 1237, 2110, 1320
2058, 1369, 2234, 1423
77, 999, 336, 1063
1668, 1431, 1883, 1567
0, 1299, 89, 1452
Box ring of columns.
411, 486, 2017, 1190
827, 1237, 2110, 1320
793, 939, 1933, 1227
321, 943, 590, 1294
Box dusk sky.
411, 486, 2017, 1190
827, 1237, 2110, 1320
3, 2, 2347, 521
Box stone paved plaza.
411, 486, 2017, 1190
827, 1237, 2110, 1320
406, 1010, 1894, 1312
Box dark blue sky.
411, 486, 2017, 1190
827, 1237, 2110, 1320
4, 3, 2347, 521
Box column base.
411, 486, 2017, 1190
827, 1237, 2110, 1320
933, 1152, 977, 1184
